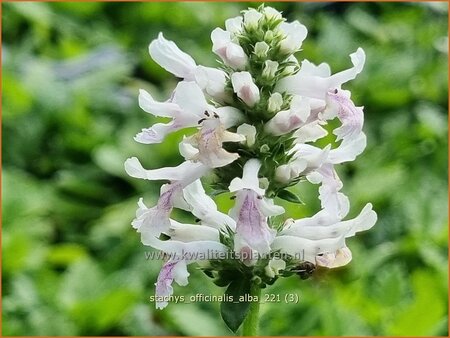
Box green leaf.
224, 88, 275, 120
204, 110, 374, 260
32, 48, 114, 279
277, 189, 304, 204
220, 278, 251, 333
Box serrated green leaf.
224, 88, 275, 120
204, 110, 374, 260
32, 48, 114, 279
277, 189, 304, 204
220, 278, 251, 333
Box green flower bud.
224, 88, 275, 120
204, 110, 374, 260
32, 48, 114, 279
262, 60, 279, 80
254, 41, 270, 58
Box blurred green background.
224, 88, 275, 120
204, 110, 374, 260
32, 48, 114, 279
2, 1, 448, 336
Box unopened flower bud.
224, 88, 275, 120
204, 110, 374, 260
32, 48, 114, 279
264, 6, 283, 21
237, 123, 257, 147
264, 30, 275, 42
225, 16, 243, 35
260, 144, 270, 153
262, 60, 279, 80
267, 92, 283, 113
254, 41, 270, 58
243, 9, 263, 30
279, 21, 308, 54
231, 71, 260, 107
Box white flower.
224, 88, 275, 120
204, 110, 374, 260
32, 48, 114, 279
135, 82, 211, 144
276, 48, 366, 100
225, 16, 243, 35
211, 28, 248, 70
311, 163, 350, 219
275, 203, 377, 265
279, 21, 308, 54
231, 71, 260, 107
323, 88, 364, 142
124, 157, 210, 240
149, 33, 227, 100
180, 115, 245, 168
265, 95, 311, 136
229, 160, 284, 255
131, 189, 181, 238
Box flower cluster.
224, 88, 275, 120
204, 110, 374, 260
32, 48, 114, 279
125, 5, 377, 310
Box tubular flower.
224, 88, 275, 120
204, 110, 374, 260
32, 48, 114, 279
125, 5, 377, 317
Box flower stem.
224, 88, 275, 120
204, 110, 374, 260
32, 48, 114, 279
242, 282, 261, 336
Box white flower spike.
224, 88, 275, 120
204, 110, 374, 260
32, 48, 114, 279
125, 6, 376, 318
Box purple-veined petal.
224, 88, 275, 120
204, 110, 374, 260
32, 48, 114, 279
325, 89, 364, 142
184, 118, 243, 168
155, 259, 189, 309
232, 189, 276, 255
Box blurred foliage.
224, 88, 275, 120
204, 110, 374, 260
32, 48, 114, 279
2, 2, 448, 336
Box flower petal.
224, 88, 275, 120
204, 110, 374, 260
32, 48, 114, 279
229, 159, 265, 195
324, 89, 364, 142
211, 28, 248, 70
279, 20, 308, 54
149, 33, 196, 79
168, 219, 220, 242
232, 189, 276, 255
181, 180, 237, 230
124, 157, 208, 182
328, 132, 367, 164
276, 48, 366, 100
155, 260, 189, 309
138, 89, 181, 118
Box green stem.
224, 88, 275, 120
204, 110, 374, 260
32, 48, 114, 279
242, 281, 261, 336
